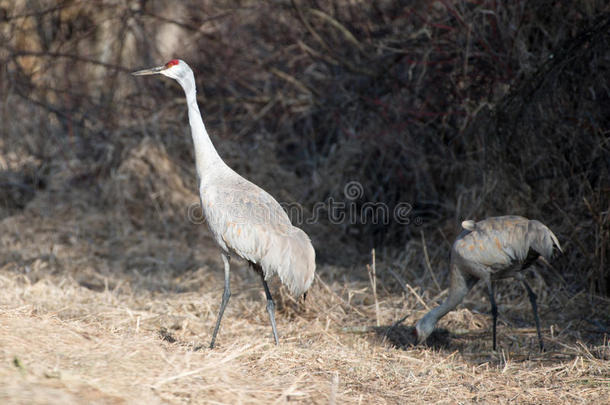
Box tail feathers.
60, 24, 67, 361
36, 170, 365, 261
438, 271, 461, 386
548, 228, 563, 254
529, 220, 562, 258
260, 227, 316, 296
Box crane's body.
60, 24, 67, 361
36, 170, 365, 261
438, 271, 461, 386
415, 215, 562, 350
200, 175, 315, 296
132, 59, 315, 348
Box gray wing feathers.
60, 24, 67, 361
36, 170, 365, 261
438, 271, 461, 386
202, 173, 315, 296
455, 216, 561, 270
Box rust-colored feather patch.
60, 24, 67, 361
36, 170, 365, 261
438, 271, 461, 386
494, 236, 502, 250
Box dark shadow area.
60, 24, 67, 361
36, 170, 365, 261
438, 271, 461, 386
0, 168, 46, 218
375, 324, 453, 350
375, 319, 610, 363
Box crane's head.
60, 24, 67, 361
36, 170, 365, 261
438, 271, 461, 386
132, 59, 193, 83
414, 312, 435, 345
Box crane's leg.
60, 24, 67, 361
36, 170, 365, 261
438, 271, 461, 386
260, 273, 279, 345
486, 280, 498, 351
209, 253, 231, 349
522, 280, 544, 351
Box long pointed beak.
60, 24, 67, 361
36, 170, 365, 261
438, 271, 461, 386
131, 65, 166, 76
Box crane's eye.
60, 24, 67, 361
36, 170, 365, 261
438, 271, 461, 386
165, 59, 179, 68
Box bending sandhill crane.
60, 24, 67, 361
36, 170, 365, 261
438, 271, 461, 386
413, 216, 562, 351
132, 59, 316, 348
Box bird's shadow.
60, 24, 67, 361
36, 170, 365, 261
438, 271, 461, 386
374, 325, 453, 350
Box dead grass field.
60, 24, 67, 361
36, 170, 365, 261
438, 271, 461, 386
1, 177, 609, 404
1, 1, 609, 403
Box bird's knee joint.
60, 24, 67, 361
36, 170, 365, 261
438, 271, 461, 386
266, 300, 275, 312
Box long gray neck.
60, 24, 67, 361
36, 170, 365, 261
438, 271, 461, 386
417, 267, 470, 340
180, 76, 224, 182
421, 289, 466, 327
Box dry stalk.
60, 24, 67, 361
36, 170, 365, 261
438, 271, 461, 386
388, 268, 430, 312
366, 249, 380, 327
421, 230, 441, 292
329, 371, 339, 405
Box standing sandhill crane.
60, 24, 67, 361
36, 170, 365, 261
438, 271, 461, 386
132, 59, 316, 348
413, 216, 562, 351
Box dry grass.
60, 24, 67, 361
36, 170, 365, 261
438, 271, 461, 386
1, 1, 610, 403
1, 176, 609, 403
